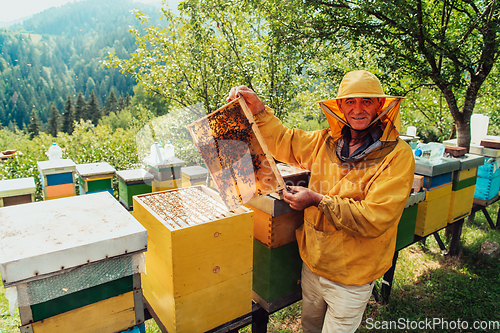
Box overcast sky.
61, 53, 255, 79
0, 0, 164, 22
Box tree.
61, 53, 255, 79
87, 90, 102, 126
62, 95, 75, 134
103, 2, 303, 117
47, 103, 59, 137
252, 0, 500, 151
74, 92, 86, 122
27, 108, 41, 139
104, 89, 119, 116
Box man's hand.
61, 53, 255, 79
283, 186, 324, 211
227, 86, 266, 115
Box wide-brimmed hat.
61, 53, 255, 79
334, 70, 400, 100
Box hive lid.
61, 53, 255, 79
76, 162, 116, 178
187, 97, 285, 211
116, 169, 154, 183
144, 157, 186, 170
0, 177, 36, 197
181, 166, 208, 179
414, 157, 460, 177
37, 159, 76, 175
449, 153, 485, 170
0, 192, 147, 287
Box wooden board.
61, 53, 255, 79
116, 169, 154, 185
44, 172, 74, 186
118, 180, 152, 207
26, 291, 137, 333
481, 138, 500, 149
187, 97, 285, 211
412, 175, 424, 193
445, 145, 467, 157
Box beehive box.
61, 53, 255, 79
0, 177, 36, 207
0, 192, 147, 333
116, 169, 154, 210
395, 190, 426, 251
132, 186, 253, 333
475, 157, 500, 201
76, 162, 116, 196
246, 194, 304, 249
188, 97, 285, 211
145, 157, 185, 182
181, 165, 209, 187
252, 239, 302, 305
37, 159, 76, 200
414, 158, 458, 236
448, 154, 483, 223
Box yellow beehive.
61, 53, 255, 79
133, 186, 253, 333
415, 191, 452, 236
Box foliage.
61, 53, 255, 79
253, 0, 500, 150
103, 0, 304, 119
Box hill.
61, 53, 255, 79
0, 0, 166, 130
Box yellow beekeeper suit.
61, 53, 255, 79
254, 75, 415, 286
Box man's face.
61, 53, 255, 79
337, 97, 384, 130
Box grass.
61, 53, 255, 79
1, 204, 499, 333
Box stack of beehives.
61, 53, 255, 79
0, 192, 147, 333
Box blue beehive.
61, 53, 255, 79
474, 157, 500, 201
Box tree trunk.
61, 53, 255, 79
456, 119, 471, 152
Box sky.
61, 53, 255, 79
0, 0, 162, 22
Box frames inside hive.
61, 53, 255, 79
187, 97, 285, 211
134, 186, 245, 231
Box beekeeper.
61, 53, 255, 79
227, 70, 415, 333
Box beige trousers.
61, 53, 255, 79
301, 263, 374, 333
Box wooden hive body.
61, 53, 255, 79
132, 186, 253, 333
181, 165, 209, 187
37, 159, 76, 200
0, 177, 36, 207
76, 162, 116, 195
447, 154, 484, 223
395, 191, 425, 251
116, 169, 154, 210
252, 239, 302, 305
0, 193, 147, 333
414, 158, 459, 237
188, 97, 285, 211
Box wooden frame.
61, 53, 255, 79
187, 97, 285, 211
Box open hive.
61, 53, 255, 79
133, 186, 253, 333
187, 97, 285, 211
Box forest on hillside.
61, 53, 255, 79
0, 0, 164, 131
